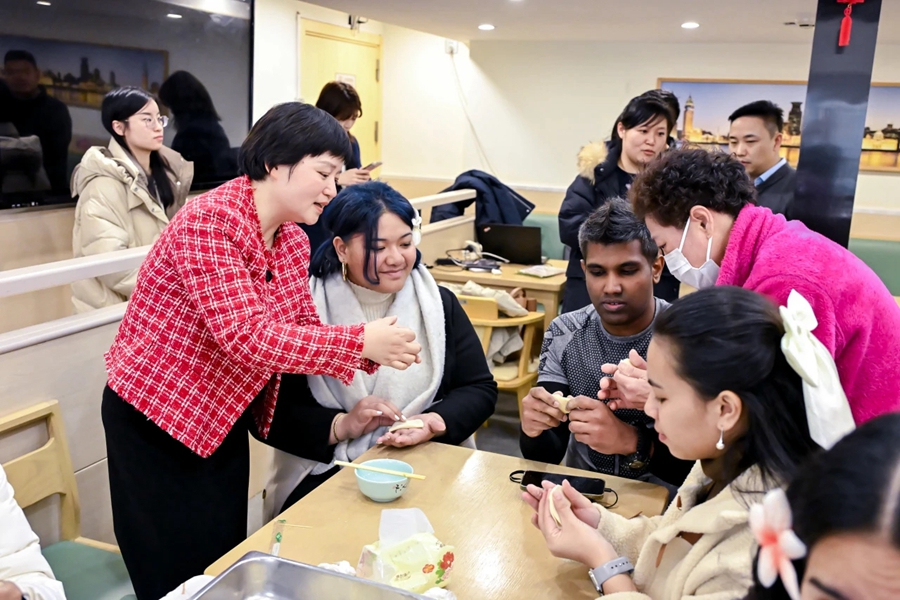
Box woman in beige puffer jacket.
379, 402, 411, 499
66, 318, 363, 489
71, 87, 193, 313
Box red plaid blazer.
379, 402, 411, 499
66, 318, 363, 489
106, 176, 374, 457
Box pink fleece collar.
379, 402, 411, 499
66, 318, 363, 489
717, 205, 787, 288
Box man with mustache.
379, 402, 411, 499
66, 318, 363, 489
520, 199, 691, 489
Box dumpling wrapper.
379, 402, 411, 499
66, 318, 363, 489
552, 391, 572, 414
548, 484, 562, 526
388, 418, 425, 433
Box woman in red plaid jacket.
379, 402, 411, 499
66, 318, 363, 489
100, 103, 422, 600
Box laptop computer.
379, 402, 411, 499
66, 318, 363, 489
476, 223, 543, 265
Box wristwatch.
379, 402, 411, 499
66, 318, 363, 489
623, 424, 652, 470
589, 557, 634, 595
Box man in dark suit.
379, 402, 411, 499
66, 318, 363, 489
728, 100, 796, 215
0, 50, 72, 195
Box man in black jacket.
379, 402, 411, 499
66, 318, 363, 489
728, 100, 796, 215
521, 200, 692, 491
0, 50, 72, 195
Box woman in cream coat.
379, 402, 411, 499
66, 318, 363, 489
71, 86, 192, 313
524, 287, 831, 599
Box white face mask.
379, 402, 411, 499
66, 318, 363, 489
663, 219, 720, 289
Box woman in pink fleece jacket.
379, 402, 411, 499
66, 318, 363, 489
630, 148, 900, 424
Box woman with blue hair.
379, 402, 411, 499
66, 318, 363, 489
267, 181, 498, 512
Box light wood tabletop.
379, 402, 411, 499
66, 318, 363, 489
431, 259, 568, 330
430, 258, 567, 292
207, 443, 669, 599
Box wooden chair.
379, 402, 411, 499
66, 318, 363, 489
0, 400, 134, 600
457, 295, 545, 420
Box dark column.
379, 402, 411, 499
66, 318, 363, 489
792, 0, 882, 247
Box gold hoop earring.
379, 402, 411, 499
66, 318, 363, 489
341, 261, 348, 281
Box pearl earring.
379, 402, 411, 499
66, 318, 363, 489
716, 428, 725, 451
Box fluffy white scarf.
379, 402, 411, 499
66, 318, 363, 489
266, 266, 451, 515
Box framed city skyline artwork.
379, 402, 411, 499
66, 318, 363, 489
657, 78, 900, 174
0, 34, 168, 110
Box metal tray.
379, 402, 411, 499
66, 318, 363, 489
191, 551, 429, 599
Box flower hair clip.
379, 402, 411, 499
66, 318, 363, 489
750, 488, 807, 600
411, 210, 422, 245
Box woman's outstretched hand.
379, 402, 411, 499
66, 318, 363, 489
362, 316, 422, 369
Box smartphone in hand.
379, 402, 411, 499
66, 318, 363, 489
362, 161, 383, 171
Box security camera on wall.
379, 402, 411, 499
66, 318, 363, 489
348, 15, 368, 31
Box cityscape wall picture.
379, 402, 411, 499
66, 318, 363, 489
658, 78, 900, 174
0, 34, 168, 110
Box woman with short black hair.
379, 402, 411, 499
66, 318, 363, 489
102, 102, 422, 600
300, 81, 373, 251
315, 81, 369, 187
559, 93, 679, 313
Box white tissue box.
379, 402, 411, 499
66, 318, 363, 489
357, 532, 455, 594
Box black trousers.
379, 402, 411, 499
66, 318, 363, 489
102, 386, 252, 600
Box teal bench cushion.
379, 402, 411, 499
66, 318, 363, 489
848, 238, 900, 295
524, 212, 566, 260
42, 541, 135, 600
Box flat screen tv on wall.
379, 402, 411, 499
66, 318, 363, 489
0, 0, 253, 209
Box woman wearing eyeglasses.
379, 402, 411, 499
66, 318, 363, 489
70, 86, 193, 313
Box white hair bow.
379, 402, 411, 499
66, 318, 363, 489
779, 290, 856, 449
750, 488, 807, 600
411, 210, 422, 245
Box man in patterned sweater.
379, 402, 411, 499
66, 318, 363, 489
519, 199, 692, 488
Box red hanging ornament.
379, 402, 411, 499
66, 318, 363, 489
838, 0, 865, 47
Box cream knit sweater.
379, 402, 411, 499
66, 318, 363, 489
594, 462, 767, 600
348, 280, 395, 322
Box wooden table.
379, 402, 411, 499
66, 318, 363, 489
431, 259, 567, 330
207, 443, 668, 599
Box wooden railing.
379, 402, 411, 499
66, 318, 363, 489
0, 189, 477, 354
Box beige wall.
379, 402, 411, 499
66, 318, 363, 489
252, 0, 384, 119
0, 207, 75, 334
378, 33, 900, 213
387, 176, 900, 241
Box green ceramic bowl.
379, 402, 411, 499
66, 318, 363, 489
354, 459, 414, 502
